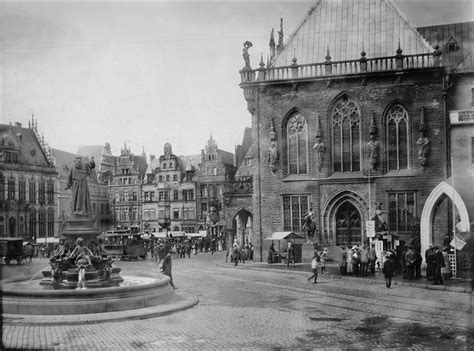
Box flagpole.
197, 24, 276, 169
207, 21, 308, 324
451, 156, 456, 278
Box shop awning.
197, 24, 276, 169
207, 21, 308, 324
264, 232, 305, 240
168, 231, 185, 238
186, 233, 202, 238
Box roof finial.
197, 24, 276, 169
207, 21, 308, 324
277, 18, 284, 54
361, 41, 366, 58
292, 48, 297, 64
396, 38, 403, 55
325, 46, 331, 61
260, 52, 265, 68
269, 27, 276, 59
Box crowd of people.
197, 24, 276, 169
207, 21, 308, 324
338, 243, 453, 287
226, 240, 254, 266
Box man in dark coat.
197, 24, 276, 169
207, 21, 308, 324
161, 252, 177, 290
425, 245, 434, 280
382, 252, 395, 288
432, 246, 445, 285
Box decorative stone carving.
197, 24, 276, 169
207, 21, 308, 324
268, 119, 278, 173
242, 41, 253, 69
66, 156, 95, 216
367, 112, 379, 170
417, 107, 429, 169
312, 115, 326, 172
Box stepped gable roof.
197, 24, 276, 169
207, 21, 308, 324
417, 22, 474, 72
0, 123, 51, 168
179, 155, 201, 171
52, 148, 98, 183
271, 0, 433, 67
235, 127, 252, 169
235, 142, 255, 178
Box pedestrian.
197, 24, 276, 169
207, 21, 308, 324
161, 252, 177, 290
432, 246, 445, 285
351, 246, 359, 276
340, 246, 347, 275
425, 244, 434, 279
414, 248, 422, 279
308, 252, 320, 283
382, 252, 395, 288
359, 246, 369, 276
286, 242, 295, 267
368, 244, 377, 275
404, 247, 415, 280
320, 248, 328, 274
267, 242, 276, 264
441, 247, 451, 281
345, 246, 353, 276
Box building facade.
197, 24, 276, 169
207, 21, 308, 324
240, 0, 464, 262
195, 136, 236, 239
0, 118, 59, 244
109, 143, 147, 230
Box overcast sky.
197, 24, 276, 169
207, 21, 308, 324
1, 0, 473, 158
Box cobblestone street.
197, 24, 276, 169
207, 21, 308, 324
2, 252, 473, 350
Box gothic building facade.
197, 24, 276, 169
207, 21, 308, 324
0, 118, 59, 244
108, 143, 147, 230
240, 0, 473, 267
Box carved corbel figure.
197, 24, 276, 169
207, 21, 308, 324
367, 112, 379, 170
268, 119, 279, 172
313, 115, 326, 171
417, 133, 430, 168
417, 107, 429, 169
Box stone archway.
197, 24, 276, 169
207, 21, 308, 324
322, 190, 369, 245
232, 208, 253, 246
420, 181, 470, 258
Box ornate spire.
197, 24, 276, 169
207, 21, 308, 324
277, 18, 284, 54
269, 27, 276, 59
259, 52, 265, 68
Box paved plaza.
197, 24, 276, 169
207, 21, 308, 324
2, 252, 473, 350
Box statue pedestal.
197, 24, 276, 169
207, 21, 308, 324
62, 214, 100, 245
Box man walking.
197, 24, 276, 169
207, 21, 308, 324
161, 252, 177, 290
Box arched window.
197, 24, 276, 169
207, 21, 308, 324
286, 112, 308, 174
332, 95, 361, 172
386, 104, 409, 170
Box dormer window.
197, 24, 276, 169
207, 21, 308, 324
446, 35, 458, 52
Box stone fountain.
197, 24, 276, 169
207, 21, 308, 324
1, 155, 197, 319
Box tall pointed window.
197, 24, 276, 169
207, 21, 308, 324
332, 95, 361, 172
287, 112, 308, 174
386, 104, 409, 170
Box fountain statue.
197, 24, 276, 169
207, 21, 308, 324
1, 155, 197, 318
41, 155, 122, 289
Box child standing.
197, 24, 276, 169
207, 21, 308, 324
308, 253, 320, 284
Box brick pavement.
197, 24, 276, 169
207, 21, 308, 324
2, 252, 473, 350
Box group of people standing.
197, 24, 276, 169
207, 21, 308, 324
340, 245, 377, 277
227, 240, 254, 266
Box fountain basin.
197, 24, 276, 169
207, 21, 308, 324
1, 273, 173, 315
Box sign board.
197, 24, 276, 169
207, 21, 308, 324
366, 221, 375, 238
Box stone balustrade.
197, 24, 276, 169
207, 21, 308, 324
240, 52, 439, 84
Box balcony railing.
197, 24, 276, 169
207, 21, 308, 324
240, 52, 441, 84
223, 179, 253, 195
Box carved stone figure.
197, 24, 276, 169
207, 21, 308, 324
242, 41, 253, 69
417, 134, 430, 168
367, 135, 380, 170
66, 156, 95, 216
313, 136, 326, 171
268, 143, 278, 172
